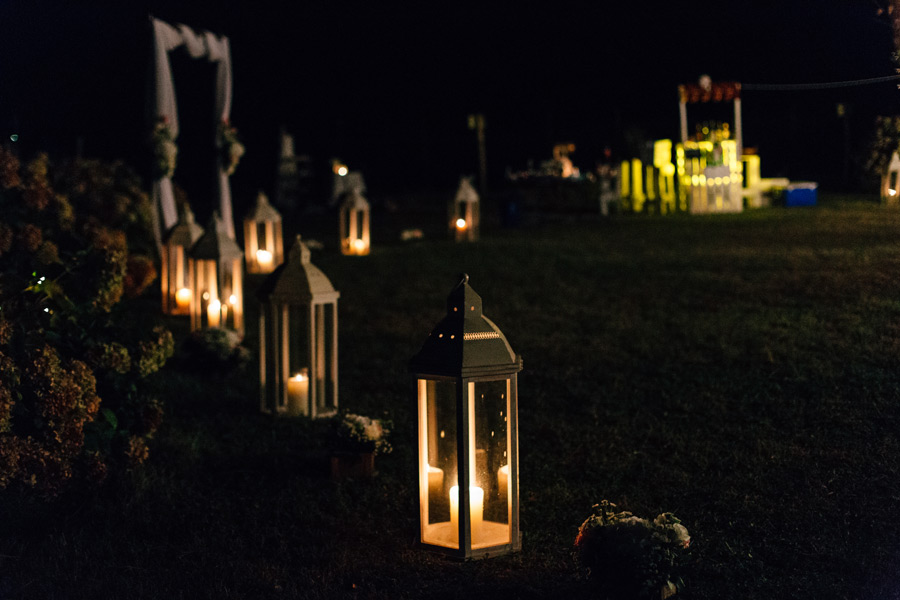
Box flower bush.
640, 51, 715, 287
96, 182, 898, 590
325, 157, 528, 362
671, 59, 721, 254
218, 120, 245, 176
328, 412, 392, 456
179, 327, 250, 372
0, 149, 172, 496
574, 500, 691, 600
151, 117, 178, 179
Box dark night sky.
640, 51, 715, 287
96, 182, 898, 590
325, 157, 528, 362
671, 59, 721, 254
0, 0, 897, 201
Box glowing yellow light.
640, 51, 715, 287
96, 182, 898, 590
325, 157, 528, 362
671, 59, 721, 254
338, 166, 348, 176
723, 177, 730, 185
175, 287, 191, 310
352, 238, 366, 252
229, 294, 238, 305
890, 189, 897, 197
255, 249, 273, 267
714, 177, 722, 185
456, 218, 467, 230
202, 291, 210, 301
691, 175, 699, 185
207, 299, 221, 327
290, 372, 308, 383
698, 175, 706, 185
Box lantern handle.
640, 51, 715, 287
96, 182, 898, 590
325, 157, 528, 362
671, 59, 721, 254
458, 273, 469, 286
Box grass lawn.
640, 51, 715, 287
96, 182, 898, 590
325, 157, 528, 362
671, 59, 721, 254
3, 195, 900, 599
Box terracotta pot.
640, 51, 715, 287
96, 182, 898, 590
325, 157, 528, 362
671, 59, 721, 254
330, 451, 375, 480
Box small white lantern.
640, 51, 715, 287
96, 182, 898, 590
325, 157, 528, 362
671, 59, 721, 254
258, 236, 340, 417
161, 203, 203, 315
410, 274, 522, 559
339, 188, 371, 256
244, 191, 284, 274
450, 177, 480, 242
188, 212, 244, 334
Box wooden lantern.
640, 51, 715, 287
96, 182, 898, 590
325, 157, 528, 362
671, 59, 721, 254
258, 236, 340, 417
161, 203, 203, 315
244, 191, 284, 274
450, 177, 480, 242
339, 188, 371, 256
188, 211, 244, 334
410, 274, 522, 559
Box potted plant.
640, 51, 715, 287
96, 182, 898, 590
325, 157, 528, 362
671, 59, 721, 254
327, 412, 392, 479
574, 500, 691, 600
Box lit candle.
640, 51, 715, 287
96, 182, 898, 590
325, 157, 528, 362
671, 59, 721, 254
498, 464, 509, 503
207, 298, 221, 327
427, 464, 444, 500
175, 287, 191, 311
455, 218, 467, 230
449, 485, 484, 544
287, 370, 309, 416
352, 238, 366, 254
256, 248, 273, 269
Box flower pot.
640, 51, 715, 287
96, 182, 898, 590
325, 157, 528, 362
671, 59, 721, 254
330, 451, 375, 480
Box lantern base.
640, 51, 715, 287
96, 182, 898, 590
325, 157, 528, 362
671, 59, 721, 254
423, 520, 511, 550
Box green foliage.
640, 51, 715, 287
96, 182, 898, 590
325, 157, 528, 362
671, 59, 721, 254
0, 148, 172, 496
328, 412, 393, 456
178, 327, 250, 372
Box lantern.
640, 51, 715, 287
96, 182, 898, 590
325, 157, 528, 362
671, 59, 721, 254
450, 177, 480, 242
188, 212, 244, 334
258, 236, 340, 417
339, 188, 371, 255
410, 274, 522, 559
161, 203, 203, 315
244, 191, 284, 274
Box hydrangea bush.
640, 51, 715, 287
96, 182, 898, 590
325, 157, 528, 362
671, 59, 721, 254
0, 148, 172, 496
574, 500, 691, 600
329, 412, 392, 456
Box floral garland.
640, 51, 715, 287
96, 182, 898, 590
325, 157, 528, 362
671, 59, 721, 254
218, 120, 245, 176
151, 117, 178, 179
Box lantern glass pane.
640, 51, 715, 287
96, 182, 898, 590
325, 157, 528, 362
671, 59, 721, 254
419, 378, 458, 549
471, 378, 511, 548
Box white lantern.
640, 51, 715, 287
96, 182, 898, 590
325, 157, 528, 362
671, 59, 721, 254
258, 236, 339, 417
244, 191, 284, 274
410, 274, 522, 559
188, 212, 244, 334
161, 203, 203, 315
339, 188, 371, 256
450, 177, 480, 242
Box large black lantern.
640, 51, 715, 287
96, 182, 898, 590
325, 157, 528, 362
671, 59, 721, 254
410, 274, 522, 559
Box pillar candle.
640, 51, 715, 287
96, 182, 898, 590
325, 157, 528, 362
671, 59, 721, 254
449, 485, 484, 545
175, 287, 191, 311
427, 465, 444, 500
287, 371, 309, 416
207, 298, 221, 327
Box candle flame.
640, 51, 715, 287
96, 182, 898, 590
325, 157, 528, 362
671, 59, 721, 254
890, 189, 897, 197
290, 372, 308, 382
256, 249, 273, 265
352, 238, 366, 252
175, 287, 191, 305
229, 294, 238, 305
456, 218, 467, 230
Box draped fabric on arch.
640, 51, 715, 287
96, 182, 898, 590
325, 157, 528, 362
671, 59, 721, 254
150, 17, 236, 247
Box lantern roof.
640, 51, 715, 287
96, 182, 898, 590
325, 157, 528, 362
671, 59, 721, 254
247, 191, 281, 223
164, 203, 203, 247
189, 211, 243, 261
341, 188, 369, 211
257, 235, 340, 304
455, 177, 479, 205
410, 274, 521, 378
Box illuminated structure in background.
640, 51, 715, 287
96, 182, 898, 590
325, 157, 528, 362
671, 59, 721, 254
410, 274, 522, 559
244, 191, 284, 274
676, 79, 743, 214
882, 152, 900, 206
188, 212, 244, 334
451, 177, 480, 242
339, 188, 371, 255
258, 236, 339, 418
161, 203, 203, 315
619, 77, 768, 215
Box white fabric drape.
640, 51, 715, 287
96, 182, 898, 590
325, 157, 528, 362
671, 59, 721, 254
151, 17, 236, 245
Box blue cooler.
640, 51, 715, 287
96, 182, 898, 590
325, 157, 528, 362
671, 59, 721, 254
785, 182, 817, 207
